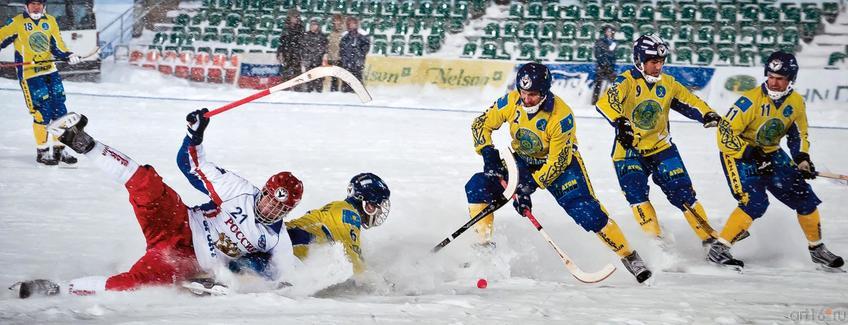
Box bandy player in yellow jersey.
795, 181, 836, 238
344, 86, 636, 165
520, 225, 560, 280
595, 34, 722, 248
0, 0, 83, 165
227, 173, 391, 282
706, 51, 844, 271
465, 62, 651, 283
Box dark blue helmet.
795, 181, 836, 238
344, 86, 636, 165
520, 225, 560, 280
632, 34, 669, 65
764, 51, 799, 82
515, 62, 551, 94
25, 0, 45, 4
347, 173, 390, 228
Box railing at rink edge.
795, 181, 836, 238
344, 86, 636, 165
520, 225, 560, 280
0, 86, 846, 131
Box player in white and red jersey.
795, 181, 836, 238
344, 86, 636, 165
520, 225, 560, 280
11, 109, 304, 298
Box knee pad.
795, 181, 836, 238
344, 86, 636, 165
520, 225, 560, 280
619, 172, 649, 204
465, 173, 501, 204
663, 181, 696, 210
558, 197, 608, 232
739, 192, 769, 219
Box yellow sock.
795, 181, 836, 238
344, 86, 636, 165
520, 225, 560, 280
719, 208, 754, 246
797, 209, 822, 245
596, 218, 633, 258
469, 203, 494, 244
33, 123, 48, 148
682, 202, 718, 241
631, 202, 661, 237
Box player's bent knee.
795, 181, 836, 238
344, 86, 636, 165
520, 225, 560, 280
740, 196, 769, 219
126, 165, 167, 205
666, 186, 696, 210
465, 173, 500, 204
559, 198, 608, 232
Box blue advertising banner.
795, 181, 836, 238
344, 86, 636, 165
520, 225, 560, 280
514, 63, 716, 91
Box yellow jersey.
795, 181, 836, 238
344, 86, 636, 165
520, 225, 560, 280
717, 85, 810, 159
596, 68, 715, 159
472, 90, 577, 189
287, 200, 365, 274
0, 13, 72, 80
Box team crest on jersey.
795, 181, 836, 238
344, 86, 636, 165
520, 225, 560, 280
520, 75, 532, 89
42, 22, 49, 30
514, 128, 543, 156
28, 31, 49, 53
655, 85, 666, 98
783, 106, 793, 117
755, 118, 786, 146
631, 100, 662, 130
257, 235, 266, 250
274, 188, 289, 202
215, 233, 241, 258
536, 119, 547, 131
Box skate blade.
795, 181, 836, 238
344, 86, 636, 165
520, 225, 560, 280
180, 281, 230, 296
817, 265, 846, 273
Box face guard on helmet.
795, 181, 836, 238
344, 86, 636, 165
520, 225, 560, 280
25, 0, 45, 20
255, 171, 303, 225
514, 62, 551, 114
347, 173, 391, 229
632, 34, 669, 84
763, 51, 799, 101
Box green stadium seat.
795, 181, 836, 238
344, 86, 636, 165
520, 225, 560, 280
435, 2, 450, 17
740, 5, 759, 23
207, 11, 223, 26
695, 47, 714, 65
382, 1, 398, 17
481, 42, 498, 59
801, 6, 821, 23
544, 3, 560, 20
225, 13, 240, 28
461, 42, 477, 58
427, 35, 442, 53
782, 5, 801, 23
638, 24, 656, 36
697, 5, 718, 22
331, 0, 347, 14
619, 3, 637, 22
372, 35, 388, 55
188, 26, 202, 39
415, 1, 432, 18
235, 33, 253, 46
258, 15, 274, 30
409, 38, 423, 56
716, 45, 734, 65
270, 36, 280, 49
583, 3, 600, 20
452, 2, 469, 19
556, 43, 574, 61
191, 12, 205, 26
503, 21, 518, 40
758, 48, 776, 65
822, 2, 839, 22
577, 23, 596, 41
737, 46, 756, 66
175, 13, 190, 26
637, 5, 654, 23
519, 22, 539, 40
657, 4, 675, 22
390, 37, 405, 56
364, 0, 381, 16
718, 5, 736, 23
527, 2, 543, 20
695, 25, 714, 45
801, 22, 819, 41
762, 5, 779, 23
313, 0, 329, 13
717, 26, 735, 44
658, 24, 674, 41
539, 42, 556, 58
348, 0, 365, 15
619, 23, 636, 42
410, 19, 425, 35
562, 5, 580, 21
202, 27, 219, 41
394, 18, 408, 35
780, 26, 799, 46
253, 33, 269, 47
677, 25, 693, 43
560, 22, 577, 41
517, 42, 536, 61
576, 44, 592, 62
615, 45, 631, 62
759, 27, 778, 45
539, 22, 556, 41
673, 46, 693, 64
828, 52, 847, 66
153, 32, 167, 44
509, 2, 524, 19
448, 17, 464, 34
375, 19, 393, 35
679, 5, 696, 21
601, 3, 617, 21
241, 13, 258, 29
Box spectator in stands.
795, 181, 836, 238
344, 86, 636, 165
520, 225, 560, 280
592, 26, 617, 105
339, 16, 370, 93
325, 14, 345, 92
276, 9, 304, 91
302, 18, 328, 92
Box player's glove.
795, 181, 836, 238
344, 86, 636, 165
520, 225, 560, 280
513, 166, 537, 215
480, 146, 507, 178
513, 192, 532, 215
67, 55, 82, 65
702, 111, 722, 128
614, 117, 635, 149
793, 152, 816, 179
186, 108, 210, 145
747, 147, 774, 176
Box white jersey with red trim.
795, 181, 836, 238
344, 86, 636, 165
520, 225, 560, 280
177, 138, 296, 272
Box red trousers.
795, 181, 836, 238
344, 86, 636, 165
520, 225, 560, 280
105, 166, 201, 291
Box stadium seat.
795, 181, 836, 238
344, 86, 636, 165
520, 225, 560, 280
517, 42, 536, 61
697, 5, 718, 22
679, 5, 696, 21
762, 5, 779, 23
737, 46, 756, 66
415, 1, 432, 18
382, 1, 397, 17
695, 47, 714, 65
461, 42, 477, 58
526, 2, 543, 20
577, 23, 596, 41
519, 22, 539, 40
615, 45, 631, 62
427, 34, 442, 53
782, 5, 801, 23
716, 45, 735, 65
556, 43, 574, 61
543, 3, 560, 20
539, 42, 556, 58
225, 13, 240, 28
509, 2, 524, 20
657, 4, 675, 22
560, 22, 577, 41
452, 2, 469, 19
828, 52, 847, 66
619, 3, 637, 22
409, 37, 423, 56
503, 21, 518, 40
372, 35, 388, 55
364, 0, 381, 16
780, 27, 800, 47
695, 25, 714, 45
175, 13, 190, 26
619, 23, 636, 41
740, 5, 759, 23
658, 24, 674, 41
639, 24, 656, 36
717, 26, 735, 44
739, 26, 757, 44
434, 2, 450, 17
802, 6, 821, 23
673, 46, 693, 65
349, 0, 365, 15
576, 44, 592, 62
758, 27, 778, 45
583, 3, 600, 20
718, 5, 736, 23
637, 5, 654, 23
677, 25, 693, 44
561, 4, 579, 21
601, 3, 617, 21
539, 22, 557, 42
481, 42, 498, 59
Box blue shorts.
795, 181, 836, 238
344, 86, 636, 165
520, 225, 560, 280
613, 144, 697, 210
20, 71, 67, 125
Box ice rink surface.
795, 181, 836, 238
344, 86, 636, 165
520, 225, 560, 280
0, 64, 846, 324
